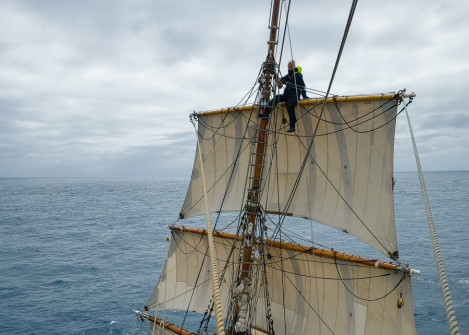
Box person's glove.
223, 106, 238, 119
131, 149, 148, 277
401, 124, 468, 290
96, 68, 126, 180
276, 78, 283, 89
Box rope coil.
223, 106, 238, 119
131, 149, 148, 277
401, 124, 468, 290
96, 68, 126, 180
192, 121, 226, 335
403, 96, 460, 335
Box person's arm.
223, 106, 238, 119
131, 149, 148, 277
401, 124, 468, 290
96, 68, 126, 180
296, 73, 306, 89
299, 74, 309, 98
275, 73, 284, 88
296, 74, 309, 99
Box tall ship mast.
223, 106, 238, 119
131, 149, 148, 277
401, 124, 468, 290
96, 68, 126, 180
136, 1, 460, 334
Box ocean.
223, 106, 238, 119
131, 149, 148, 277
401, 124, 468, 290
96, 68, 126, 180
1, 172, 468, 334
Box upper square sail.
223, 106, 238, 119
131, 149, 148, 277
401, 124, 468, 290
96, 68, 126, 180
180, 95, 399, 258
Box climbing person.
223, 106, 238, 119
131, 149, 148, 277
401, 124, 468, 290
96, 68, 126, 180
258, 60, 306, 133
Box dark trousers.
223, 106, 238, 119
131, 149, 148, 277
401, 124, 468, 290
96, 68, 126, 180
265, 94, 297, 126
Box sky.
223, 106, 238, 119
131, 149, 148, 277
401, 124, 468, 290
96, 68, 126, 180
1, 0, 468, 178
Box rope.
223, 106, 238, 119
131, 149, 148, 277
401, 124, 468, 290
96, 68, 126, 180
271, 0, 384, 254
403, 98, 460, 335
333, 255, 404, 301
278, 0, 292, 68
155, 226, 170, 335
192, 122, 226, 335
273, 257, 336, 335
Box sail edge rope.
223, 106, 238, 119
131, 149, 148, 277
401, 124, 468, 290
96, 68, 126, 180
403, 97, 460, 335
192, 122, 226, 335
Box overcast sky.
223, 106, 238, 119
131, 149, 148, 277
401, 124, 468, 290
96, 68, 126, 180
1, 0, 468, 178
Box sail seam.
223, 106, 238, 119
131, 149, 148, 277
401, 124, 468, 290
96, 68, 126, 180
271, 257, 337, 335
290, 127, 392, 256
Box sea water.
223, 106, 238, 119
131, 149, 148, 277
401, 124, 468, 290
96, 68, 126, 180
0, 172, 468, 334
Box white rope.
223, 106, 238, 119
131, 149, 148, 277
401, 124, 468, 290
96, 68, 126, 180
192, 121, 226, 335
154, 226, 170, 335
403, 97, 460, 335
284, 3, 300, 125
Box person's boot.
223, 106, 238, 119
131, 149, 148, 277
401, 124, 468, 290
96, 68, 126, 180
258, 107, 271, 118
287, 123, 296, 133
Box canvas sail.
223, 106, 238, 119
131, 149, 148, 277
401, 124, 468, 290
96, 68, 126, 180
180, 96, 399, 257
145, 229, 239, 313
146, 229, 416, 335
257, 240, 416, 335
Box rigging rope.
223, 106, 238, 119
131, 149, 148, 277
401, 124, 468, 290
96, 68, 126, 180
196, 97, 397, 142
182, 74, 269, 332
189, 98, 409, 262
269, 0, 385, 254
333, 255, 404, 301
192, 122, 226, 335
277, 0, 292, 69
188, 0, 408, 261
275, 260, 336, 335
153, 226, 170, 335
403, 97, 460, 335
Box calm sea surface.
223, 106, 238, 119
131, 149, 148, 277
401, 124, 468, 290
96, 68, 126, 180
1, 172, 468, 334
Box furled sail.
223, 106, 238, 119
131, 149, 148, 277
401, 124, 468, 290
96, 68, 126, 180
180, 95, 399, 257
147, 229, 417, 335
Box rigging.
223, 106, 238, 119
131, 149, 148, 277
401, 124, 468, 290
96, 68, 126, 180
139, 1, 431, 335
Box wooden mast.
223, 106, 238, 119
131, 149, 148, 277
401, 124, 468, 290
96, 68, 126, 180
240, 0, 282, 280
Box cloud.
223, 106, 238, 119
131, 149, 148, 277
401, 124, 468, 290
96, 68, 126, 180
421, 112, 469, 130
1, 0, 468, 177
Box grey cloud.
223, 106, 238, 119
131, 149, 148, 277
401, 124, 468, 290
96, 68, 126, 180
422, 113, 469, 130
1, 139, 195, 178
1, 0, 469, 177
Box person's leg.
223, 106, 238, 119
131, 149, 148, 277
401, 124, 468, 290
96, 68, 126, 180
284, 97, 298, 132
286, 105, 297, 130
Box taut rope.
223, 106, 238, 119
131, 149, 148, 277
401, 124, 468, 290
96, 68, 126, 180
403, 95, 460, 335
192, 122, 226, 335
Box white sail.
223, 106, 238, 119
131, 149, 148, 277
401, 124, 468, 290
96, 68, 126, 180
147, 230, 416, 335
180, 96, 399, 257
257, 242, 416, 335
145, 229, 238, 312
